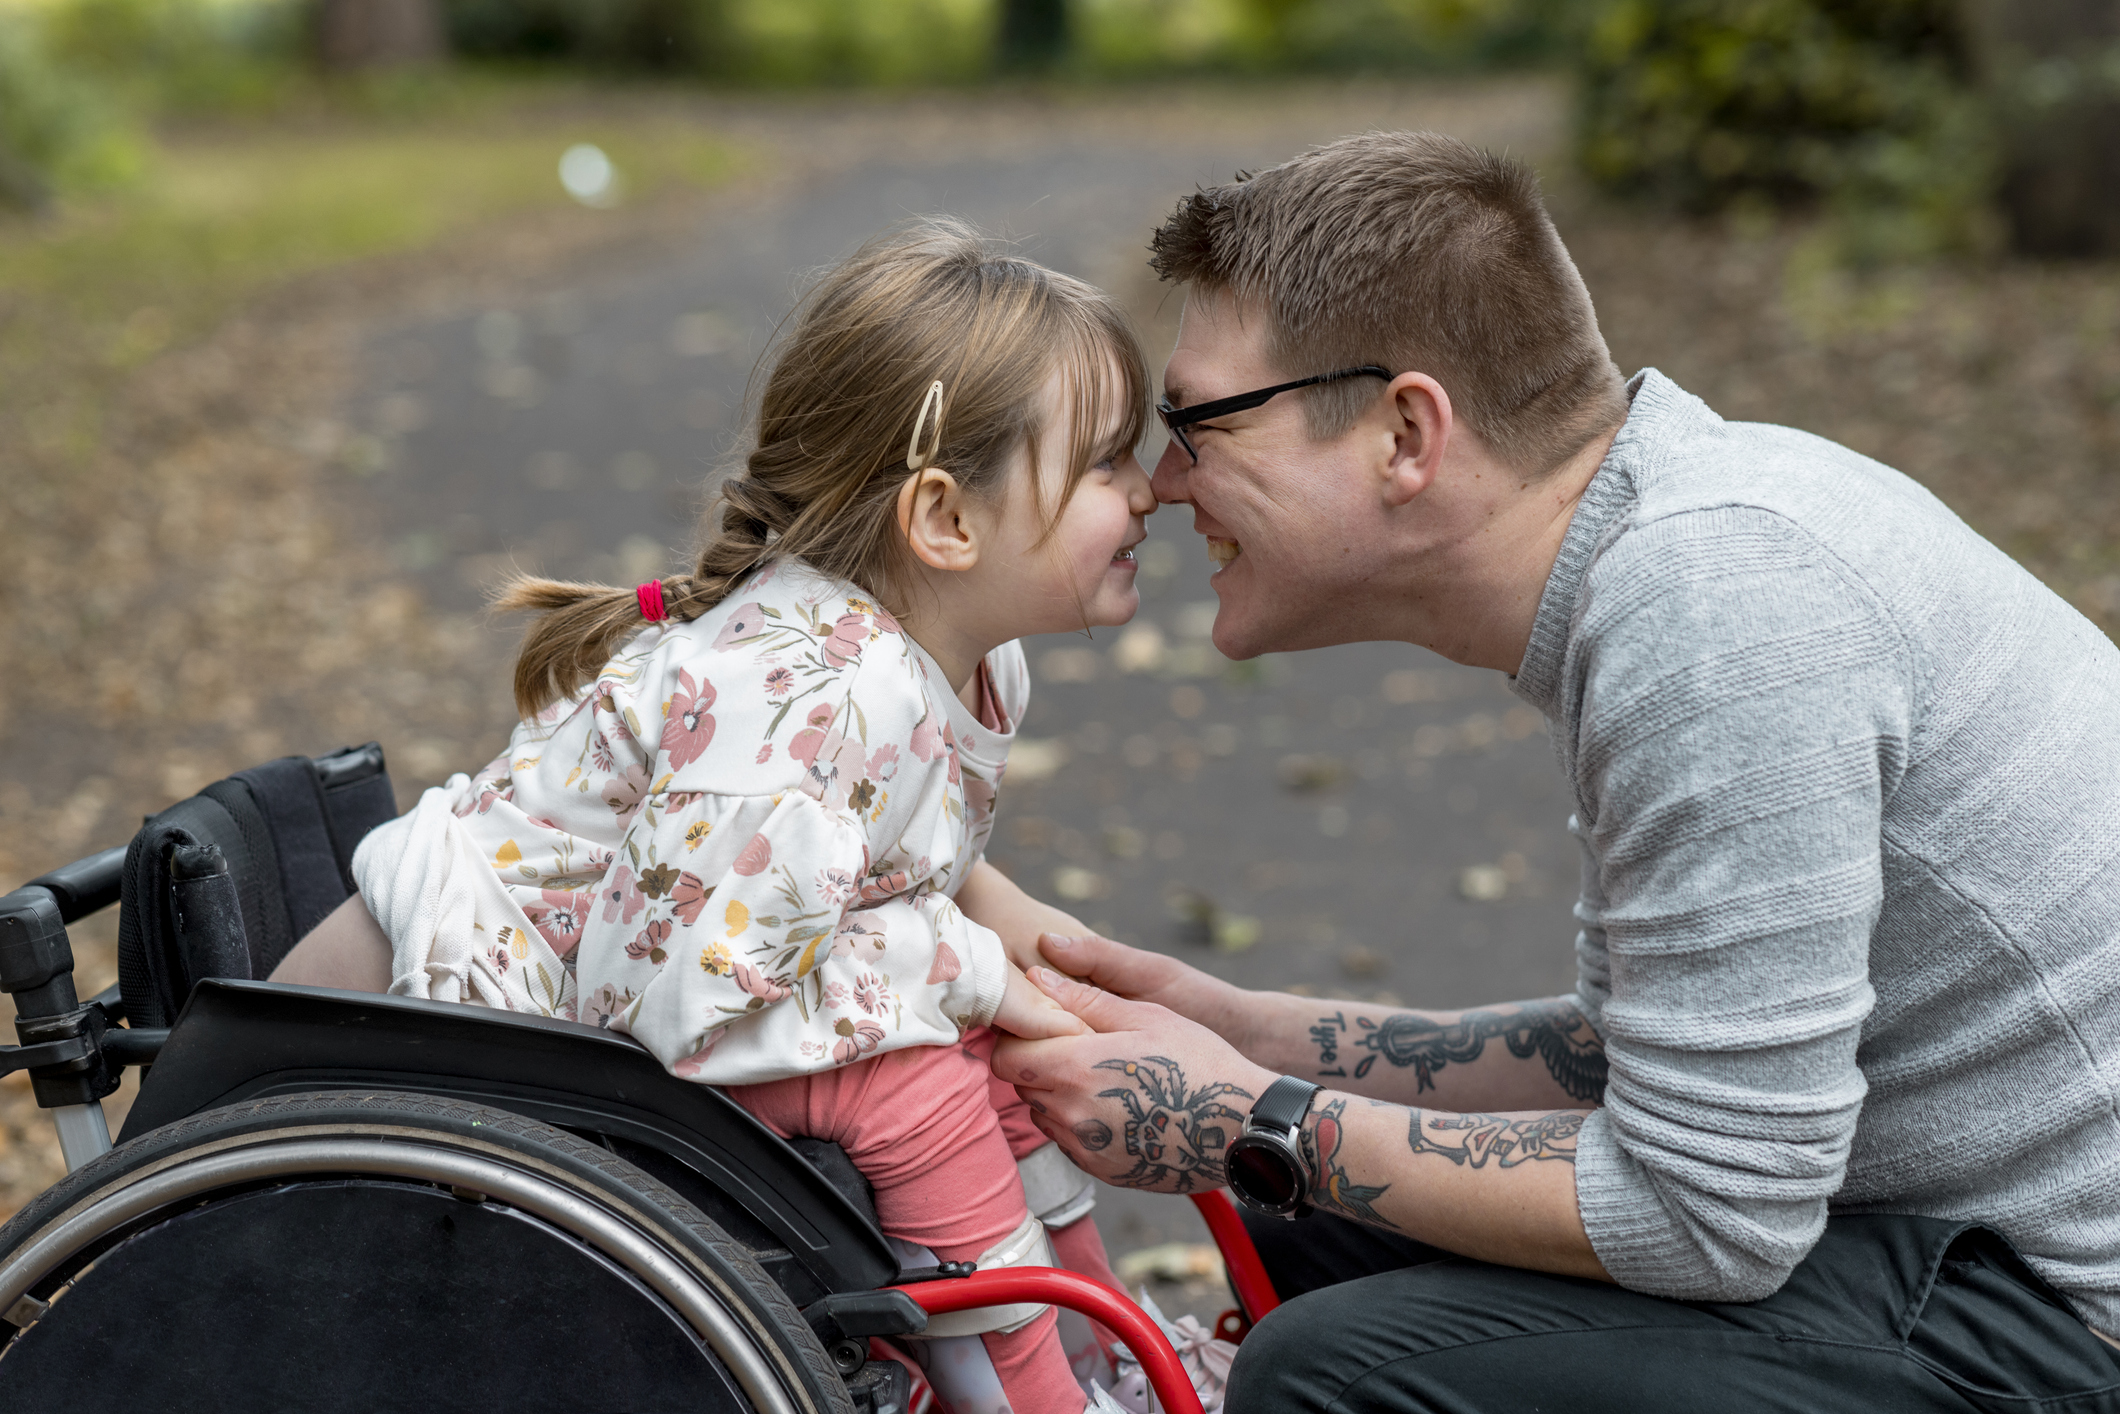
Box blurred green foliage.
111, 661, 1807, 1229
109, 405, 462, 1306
0, 15, 142, 211
1574, 0, 1996, 261
431, 0, 1570, 83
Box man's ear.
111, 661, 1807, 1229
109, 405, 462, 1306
1380, 372, 1452, 508
896, 467, 983, 572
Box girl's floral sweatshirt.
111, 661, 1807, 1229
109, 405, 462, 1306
352, 560, 1018, 1085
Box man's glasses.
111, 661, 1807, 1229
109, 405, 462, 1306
1157, 365, 1394, 462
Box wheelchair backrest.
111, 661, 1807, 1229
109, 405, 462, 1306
117, 744, 397, 1027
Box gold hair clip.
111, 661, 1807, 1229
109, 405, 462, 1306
906, 380, 945, 471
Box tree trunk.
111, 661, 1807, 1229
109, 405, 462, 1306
997, 0, 1069, 72
314, 0, 447, 72
1963, 0, 2120, 257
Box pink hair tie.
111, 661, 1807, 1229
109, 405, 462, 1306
636, 580, 669, 622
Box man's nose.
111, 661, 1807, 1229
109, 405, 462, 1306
1151, 439, 1193, 504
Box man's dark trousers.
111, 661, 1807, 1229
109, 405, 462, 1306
1226, 1210, 2120, 1412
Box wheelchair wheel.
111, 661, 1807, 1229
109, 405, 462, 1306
0, 1091, 856, 1414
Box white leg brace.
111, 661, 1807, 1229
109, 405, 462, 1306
890, 1212, 1056, 1339
1017, 1140, 1098, 1229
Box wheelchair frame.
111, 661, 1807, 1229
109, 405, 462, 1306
0, 816, 1278, 1412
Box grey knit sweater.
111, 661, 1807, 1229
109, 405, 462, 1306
1511, 370, 2120, 1333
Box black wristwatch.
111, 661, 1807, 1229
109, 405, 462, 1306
1224, 1076, 1322, 1220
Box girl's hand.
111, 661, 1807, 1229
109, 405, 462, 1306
956, 860, 1093, 973
991, 962, 1092, 1040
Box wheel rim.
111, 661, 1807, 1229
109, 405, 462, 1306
0, 1137, 805, 1414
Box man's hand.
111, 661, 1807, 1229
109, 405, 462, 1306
994, 967, 1276, 1193
1034, 932, 1255, 1046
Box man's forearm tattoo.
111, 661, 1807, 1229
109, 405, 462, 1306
1312, 998, 1608, 1102
1093, 1056, 1252, 1192
1408, 1109, 1582, 1168
1306, 1095, 1393, 1227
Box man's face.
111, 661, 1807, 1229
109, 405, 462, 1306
1152, 293, 1392, 660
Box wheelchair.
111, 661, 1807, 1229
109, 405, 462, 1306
0, 745, 1279, 1413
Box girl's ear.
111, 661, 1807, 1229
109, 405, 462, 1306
896, 467, 983, 572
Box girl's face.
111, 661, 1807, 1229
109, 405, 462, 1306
984, 365, 1157, 637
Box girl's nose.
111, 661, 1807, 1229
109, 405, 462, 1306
1124, 455, 1158, 514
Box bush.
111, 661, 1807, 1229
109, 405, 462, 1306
39, 0, 302, 114
1574, 0, 1993, 258
0, 16, 142, 213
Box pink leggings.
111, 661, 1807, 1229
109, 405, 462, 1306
727, 1030, 1118, 1414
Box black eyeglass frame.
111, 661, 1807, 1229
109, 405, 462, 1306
1157, 365, 1394, 462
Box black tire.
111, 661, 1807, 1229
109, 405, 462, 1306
0, 1091, 855, 1414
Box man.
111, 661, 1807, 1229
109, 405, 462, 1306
996, 131, 2120, 1410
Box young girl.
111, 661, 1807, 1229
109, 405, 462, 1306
308, 222, 1159, 1413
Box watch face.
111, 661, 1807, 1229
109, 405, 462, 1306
1229, 1138, 1303, 1209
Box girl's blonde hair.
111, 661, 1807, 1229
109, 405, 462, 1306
496, 220, 1150, 718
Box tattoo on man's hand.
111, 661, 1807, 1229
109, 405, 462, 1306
1072, 1119, 1113, 1151
1092, 1056, 1251, 1192
1408, 1109, 1583, 1168
1313, 998, 1607, 1102
1307, 1096, 1393, 1228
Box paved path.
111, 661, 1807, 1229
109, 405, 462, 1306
343, 82, 1581, 1290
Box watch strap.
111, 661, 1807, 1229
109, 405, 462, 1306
1251, 1075, 1321, 1135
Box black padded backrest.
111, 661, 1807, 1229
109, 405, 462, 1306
118, 745, 396, 1027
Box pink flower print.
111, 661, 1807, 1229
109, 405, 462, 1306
789, 704, 836, 766
591, 732, 616, 773
626, 918, 672, 964
964, 773, 995, 823
712, 603, 769, 651
604, 765, 650, 823
926, 941, 961, 985
942, 722, 961, 786
672, 1030, 723, 1079
909, 714, 944, 763
731, 962, 792, 1004
599, 866, 644, 925
731, 833, 772, 877
831, 916, 888, 965
872, 607, 902, 636
756, 742, 773, 765
820, 613, 869, 669
867, 743, 901, 781
595, 690, 633, 739
486, 944, 511, 977
857, 870, 909, 906
832, 1017, 886, 1065
816, 867, 857, 907
584, 983, 636, 1030
763, 667, 794, 699
660, 669, 717, 770
799, 1039, 826, 1061
473, 785, 510, 815
670, 871, 712, 925
853, 971, 887, 1016
529, 889, 591, 959
822, 980, 850, 1010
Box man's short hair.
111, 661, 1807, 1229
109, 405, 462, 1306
1150, 131, 1628, 475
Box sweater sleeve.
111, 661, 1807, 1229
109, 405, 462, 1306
1567, 506, 1907, 1301
564, 600, 1011, 1086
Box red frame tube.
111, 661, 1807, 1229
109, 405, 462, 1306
1188, 1189, 1281, 1323
892, 1268, 1206, 1414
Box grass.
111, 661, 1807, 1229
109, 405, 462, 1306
0, 82, 743, 382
